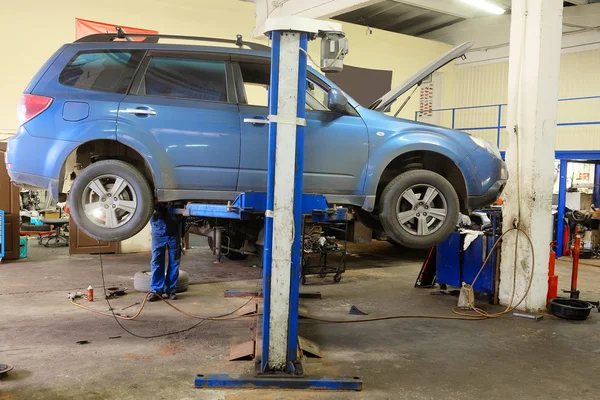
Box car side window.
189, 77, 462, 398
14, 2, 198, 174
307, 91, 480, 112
138, 57, 228, 102
237, 62, 331, 111
59, 50, 145, 94
238, 62, 270, 107
306, 80, 329, 111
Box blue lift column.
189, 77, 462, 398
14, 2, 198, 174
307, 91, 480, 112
195, 17, 361, 391
556, 159, 568, 257
594, 163, 600, 209
261, 27, 308, 374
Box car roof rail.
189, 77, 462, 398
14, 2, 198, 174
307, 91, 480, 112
74, 31, 271, 52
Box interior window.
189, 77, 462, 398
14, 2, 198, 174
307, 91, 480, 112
238, 62, 330, 111
141, 57, 228, 102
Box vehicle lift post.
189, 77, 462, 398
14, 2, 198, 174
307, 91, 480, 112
194, 18, 361, 390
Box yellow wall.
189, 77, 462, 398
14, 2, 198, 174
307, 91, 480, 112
453, 49, 600, 150
0, 0, 455, 139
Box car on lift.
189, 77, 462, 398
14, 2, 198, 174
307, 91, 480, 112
6, 33, 506, 252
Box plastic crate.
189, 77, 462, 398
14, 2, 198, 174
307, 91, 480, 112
19, 236, 27, 259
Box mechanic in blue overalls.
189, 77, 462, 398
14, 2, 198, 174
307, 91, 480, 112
148, 202, 183, 302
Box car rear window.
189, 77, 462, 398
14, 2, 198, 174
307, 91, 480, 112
59, 50, 144, 93
140, 57, 228, 102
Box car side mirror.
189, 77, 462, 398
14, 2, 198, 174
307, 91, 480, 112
327, 88, 348, 113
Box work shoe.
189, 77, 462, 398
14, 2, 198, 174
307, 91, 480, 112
169, 293, 178, 300
148, 293, 161, 302
161, 293, 169, 299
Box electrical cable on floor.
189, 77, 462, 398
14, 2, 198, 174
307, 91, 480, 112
75, 222, 535, 327
300, 227, 535, 324
75, 241, 261, 339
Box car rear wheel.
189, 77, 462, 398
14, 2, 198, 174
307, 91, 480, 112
69, 160, 153, 242
379, 170, 458, 249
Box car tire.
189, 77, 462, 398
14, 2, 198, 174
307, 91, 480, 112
207, 236, 249, 260
133, 270, 190, 293
69, 160, 153, 242
356, 208, 383, 232
386, 238, 404, 247
378, 170, 458, 249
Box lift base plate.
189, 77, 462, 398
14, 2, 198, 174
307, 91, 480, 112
195, 373, 362, 390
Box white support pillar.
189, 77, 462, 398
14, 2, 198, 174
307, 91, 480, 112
268, 31, 301, 370
500, 0, 563, 311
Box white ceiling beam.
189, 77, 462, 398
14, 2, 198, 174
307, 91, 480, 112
248, 0, 384, 37
565, 0, 590, 4
391, 0, 478, 19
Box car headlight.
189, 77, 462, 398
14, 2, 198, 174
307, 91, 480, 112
471, 137, 502, 159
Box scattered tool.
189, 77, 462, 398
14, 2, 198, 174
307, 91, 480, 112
349, 305, 368, 316
0, 363, 14, 377
512, 312, 543, 321
68, 292, 84, 300
122, 302, 140, 311
105, 286, 127, 299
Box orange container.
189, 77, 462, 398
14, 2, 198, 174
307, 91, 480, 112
87, 285, 94, 302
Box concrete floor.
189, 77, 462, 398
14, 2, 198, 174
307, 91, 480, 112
1, 238, 599, 399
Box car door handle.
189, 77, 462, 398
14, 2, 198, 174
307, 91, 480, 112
243, 117, 269, 126
121, 108, 157, 116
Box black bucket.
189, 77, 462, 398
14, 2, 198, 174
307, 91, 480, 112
549, 298, 593, 321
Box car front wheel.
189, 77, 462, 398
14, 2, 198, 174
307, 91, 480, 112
69, 160, 154, 242
378, 170, 459, 249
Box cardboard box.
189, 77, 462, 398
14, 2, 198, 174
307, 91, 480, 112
566, 192, 593, 211
592, 229, 600, 247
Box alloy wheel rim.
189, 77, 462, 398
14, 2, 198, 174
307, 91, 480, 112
82, 174, 137, 229
395, 184, 447, 236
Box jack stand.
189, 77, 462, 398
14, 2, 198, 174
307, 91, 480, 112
559, 230, 599, 311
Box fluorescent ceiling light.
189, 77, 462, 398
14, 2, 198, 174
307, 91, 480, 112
460, 0, 506, 15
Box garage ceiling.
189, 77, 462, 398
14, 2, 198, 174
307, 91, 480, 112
333, 0, 512, 37
333, 0, 593, 38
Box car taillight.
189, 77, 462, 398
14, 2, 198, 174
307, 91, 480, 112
17, 94, 53, 125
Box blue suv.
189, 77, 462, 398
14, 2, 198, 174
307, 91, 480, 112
6, 33, 506, 249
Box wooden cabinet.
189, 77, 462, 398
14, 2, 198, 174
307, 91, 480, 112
0, 142, 21, 260
69, 216, 119, 255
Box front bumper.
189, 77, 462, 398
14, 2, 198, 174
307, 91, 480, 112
467, 179, 506, 210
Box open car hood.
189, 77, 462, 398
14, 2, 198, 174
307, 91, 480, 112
368, 41, 474, 112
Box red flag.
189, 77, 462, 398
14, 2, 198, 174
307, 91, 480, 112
75, 18, 157, 40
